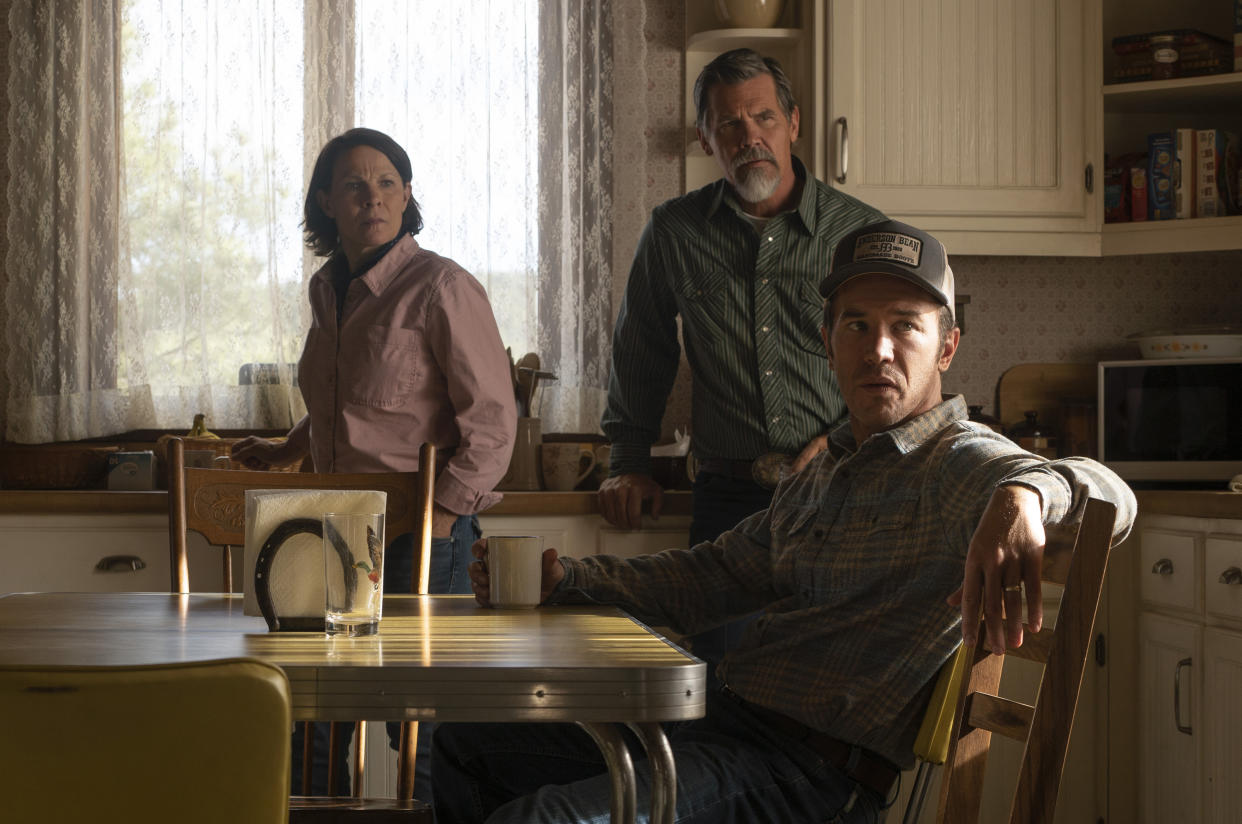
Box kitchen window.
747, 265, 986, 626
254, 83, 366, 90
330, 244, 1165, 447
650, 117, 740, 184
4, 0, 612, 442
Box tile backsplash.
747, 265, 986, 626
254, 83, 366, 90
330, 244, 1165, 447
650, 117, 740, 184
946, 251, 1242, 426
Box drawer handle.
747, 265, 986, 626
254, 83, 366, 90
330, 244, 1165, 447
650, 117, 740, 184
1151, 558, 1174, 576
95, 555, 147, 573
1174, 657, 1192, 735
1219, 567, 1242, 586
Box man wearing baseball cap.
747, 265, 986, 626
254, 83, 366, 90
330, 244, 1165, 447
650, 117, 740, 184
434, 220, 1136, 824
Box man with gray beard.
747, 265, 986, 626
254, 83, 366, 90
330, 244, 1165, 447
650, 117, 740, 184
599, 49, 884, 678
598, 46, 884, 676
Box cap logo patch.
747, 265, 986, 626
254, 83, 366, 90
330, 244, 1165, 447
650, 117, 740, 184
851, 232, 922, 267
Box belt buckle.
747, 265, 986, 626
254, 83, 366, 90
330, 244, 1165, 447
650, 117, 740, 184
750, 452, 791, 489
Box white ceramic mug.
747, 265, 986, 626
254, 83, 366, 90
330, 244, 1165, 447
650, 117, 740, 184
540, 443, 597, 491
487, 535, 545, 608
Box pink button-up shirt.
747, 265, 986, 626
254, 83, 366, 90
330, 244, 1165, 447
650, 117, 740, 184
294, 234, 516, 515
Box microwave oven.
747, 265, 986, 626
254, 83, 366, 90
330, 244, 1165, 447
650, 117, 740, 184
1098, 357, 1242, 485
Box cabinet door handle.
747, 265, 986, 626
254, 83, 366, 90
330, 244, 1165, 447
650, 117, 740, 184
1151, 558, 1174, 575
834, 117, 849, 184
1219, 566, 1242, 585
95, 555, 147, 573
1174, 657, 1192, 735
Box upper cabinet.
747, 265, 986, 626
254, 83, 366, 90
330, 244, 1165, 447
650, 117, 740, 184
825, 0, 1099, 255
683, 0, 1242, 256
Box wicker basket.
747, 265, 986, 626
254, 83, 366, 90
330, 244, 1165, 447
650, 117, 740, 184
0, 445, 122, 489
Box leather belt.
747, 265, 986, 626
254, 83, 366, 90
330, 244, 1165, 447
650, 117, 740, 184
721, 686, 899, 800
698, 453, 792, 490
697, 458, 758, 480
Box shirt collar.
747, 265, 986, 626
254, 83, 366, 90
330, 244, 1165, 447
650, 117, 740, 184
356, 233, 419, 296
706, 156, 813, 235
828, 395, 970, 456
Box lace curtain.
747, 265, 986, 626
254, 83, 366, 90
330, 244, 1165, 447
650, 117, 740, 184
4, 0, 614, 443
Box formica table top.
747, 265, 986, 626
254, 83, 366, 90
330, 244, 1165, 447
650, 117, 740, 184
0, 592, 706, 724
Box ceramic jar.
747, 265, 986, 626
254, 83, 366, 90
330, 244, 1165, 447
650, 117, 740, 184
713, 0, 786, 28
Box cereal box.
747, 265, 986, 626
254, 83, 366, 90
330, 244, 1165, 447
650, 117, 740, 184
1130, 165, 1148, 222
1147, 133, 1175, 221
1174, 128, 1197, 219
1196, 129, 1240, 217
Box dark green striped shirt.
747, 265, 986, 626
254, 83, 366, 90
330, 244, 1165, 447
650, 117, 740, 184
602, 159, 885, 475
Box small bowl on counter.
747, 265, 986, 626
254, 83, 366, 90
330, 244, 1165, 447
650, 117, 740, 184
1127, 325, 1242, 359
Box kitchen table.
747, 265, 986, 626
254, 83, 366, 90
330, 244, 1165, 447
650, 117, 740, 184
0, 592, 705, 823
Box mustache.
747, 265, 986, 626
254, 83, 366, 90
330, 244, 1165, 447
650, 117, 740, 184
731, 146, 777, 174
856, 367, 903, 385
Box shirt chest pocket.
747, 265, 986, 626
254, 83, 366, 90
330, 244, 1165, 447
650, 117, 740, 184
794, 280, 828, 356
341, 324, 421, 408
864, 495, 921, 534
674, 268, 729, 344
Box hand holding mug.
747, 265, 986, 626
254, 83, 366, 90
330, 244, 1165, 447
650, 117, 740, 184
469, 537, 564, 608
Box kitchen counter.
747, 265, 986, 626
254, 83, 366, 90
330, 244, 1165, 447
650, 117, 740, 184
1133, 490, 1242, 520
0, 489, 695, 518
3, 487, 1236, 520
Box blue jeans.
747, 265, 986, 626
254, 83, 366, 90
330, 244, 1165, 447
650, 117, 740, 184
431, 689, 882, 824
292, 515, 478, 799
686, 471, 773, 688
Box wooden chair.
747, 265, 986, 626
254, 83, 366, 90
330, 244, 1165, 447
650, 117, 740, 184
0, 658, 292, 824
902, 496, 1119, 824
166, 437, 435, 820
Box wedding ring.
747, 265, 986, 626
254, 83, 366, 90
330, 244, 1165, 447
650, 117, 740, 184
1003, 584, 1022, 592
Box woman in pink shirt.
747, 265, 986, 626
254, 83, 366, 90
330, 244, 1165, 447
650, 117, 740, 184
232, 127, 517, 797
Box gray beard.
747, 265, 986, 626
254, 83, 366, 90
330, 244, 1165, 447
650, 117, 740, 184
732, 165, 780, 204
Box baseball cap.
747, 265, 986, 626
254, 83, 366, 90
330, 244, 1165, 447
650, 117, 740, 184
818, 219, 954, 319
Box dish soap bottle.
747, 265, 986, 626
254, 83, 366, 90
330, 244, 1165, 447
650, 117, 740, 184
187, 413, 219, 439
1007, 410, 1057, 459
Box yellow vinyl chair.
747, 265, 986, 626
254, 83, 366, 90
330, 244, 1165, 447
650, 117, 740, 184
0, 658, 291, 824
902, 497, 1118, 824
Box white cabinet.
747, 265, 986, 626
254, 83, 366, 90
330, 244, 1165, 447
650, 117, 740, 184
1138, 612, 1201, 823
826, 0, 1098, 253
0, 513, 225, 593
1203, 627, 1242, 824
1132, 520, 1242, 824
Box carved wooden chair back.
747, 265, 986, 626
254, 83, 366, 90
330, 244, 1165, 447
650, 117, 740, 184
166, 436, 436, 815
903, 497, 1118, 824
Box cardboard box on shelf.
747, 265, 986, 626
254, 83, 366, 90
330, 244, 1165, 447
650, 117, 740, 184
1174, 128, 1197, 219
1196, 129, 1240, 217
1147, 133, 1175, 220
1130, 165, 1149, 222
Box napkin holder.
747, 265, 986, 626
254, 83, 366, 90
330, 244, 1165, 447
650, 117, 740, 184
243, 489, 387, 632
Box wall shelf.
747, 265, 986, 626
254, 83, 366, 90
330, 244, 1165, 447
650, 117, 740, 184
686, 27, 803, 52
1103, 72, 1242, 114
